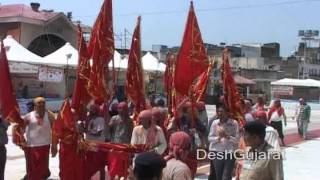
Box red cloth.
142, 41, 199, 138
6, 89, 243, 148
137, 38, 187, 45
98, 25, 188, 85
165, 131, 191, 161
53, 99, 86, 180
87, 0, 114, 102
71, 25, 91, 121
185, 153, 197, 178
84, 151, 107, 179
59, 143, 85, 180
25, 145, 50, 180
0, 41, 26, 146
107, 151, 130, 178
89, 141, 150, 153
193, 62, 214, 102
125, 16, 146, 122
174, 2, 209, 96
221, 49, 245, 126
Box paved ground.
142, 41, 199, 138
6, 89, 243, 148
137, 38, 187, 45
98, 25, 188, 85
4, 104, 320, 180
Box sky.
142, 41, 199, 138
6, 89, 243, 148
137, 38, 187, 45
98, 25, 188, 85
1, 0, 320, 56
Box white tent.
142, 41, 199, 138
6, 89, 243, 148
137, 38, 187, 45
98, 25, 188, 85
271, 78, 320, 87
3, 35, 43, 64
43, 42, 123, 67
158, 62, 166, 72
42, 42, 78, 67
142, 52, 165, 72
108, 51, 128, 69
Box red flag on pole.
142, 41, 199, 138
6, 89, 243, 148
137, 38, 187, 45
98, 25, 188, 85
71, 25, 91, 121
0, 41, 26, 146
193, 60, 214, 102
221, 49, 245, 126
125, 16, 146, 120
174, 1, 209, 96
87, 0, 114, 102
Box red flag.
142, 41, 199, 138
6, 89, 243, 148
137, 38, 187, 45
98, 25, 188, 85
87, 0, 114, 102
193, 61, 214, 102
0, 41, 26, 146
221, 49, 245, 126
125, 16, 146, 120
174, 1, 209, 96
52, 99, 85, 180
71, 25, 91, 120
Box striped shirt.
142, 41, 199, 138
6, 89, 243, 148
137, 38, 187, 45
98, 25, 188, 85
296, 104, 311, 122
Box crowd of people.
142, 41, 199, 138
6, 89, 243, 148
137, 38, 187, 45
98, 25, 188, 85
0, 95, 312, 180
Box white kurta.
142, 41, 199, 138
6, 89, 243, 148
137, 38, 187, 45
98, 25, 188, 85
23, 111, 52, 147
131, 125, 167, 155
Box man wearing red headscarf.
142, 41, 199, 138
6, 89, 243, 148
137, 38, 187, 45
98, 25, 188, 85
162, 131, 192, 180
268, 99, 287, 146
131, 110, 167, 155
107, 102, 134, 179
152, 107, 168, 138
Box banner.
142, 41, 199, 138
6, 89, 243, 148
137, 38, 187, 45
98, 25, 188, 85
38, 66, 64, 82
9, 62, 38, 74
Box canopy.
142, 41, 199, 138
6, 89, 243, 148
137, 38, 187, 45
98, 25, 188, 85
271, 78, 320, 88
234, 75, 256, 85
42, 42, 78, 66
43, 42, 123, 67
142, 52, 165, 72
108, 51, 128, 69
2, 35, 43, 64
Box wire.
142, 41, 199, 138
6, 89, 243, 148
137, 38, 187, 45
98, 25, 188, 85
73, 0, 320, 18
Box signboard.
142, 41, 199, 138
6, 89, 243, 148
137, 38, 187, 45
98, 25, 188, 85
271, 85, 293, 96
9, 62, 38, 74
38, 66, 64, 82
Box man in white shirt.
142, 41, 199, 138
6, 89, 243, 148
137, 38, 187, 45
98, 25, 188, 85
131, 110, 167, 155
208, 106, 240, 180
22, 97, 56, 180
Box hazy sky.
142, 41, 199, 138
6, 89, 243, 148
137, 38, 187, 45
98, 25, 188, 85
2, 0, 320, 56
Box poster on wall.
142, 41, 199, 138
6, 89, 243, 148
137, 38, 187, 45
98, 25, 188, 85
38, 66, 64, 82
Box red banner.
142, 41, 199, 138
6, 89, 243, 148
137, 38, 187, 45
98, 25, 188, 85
125, 16, 146, 120
221, 49, 245, 126
0, 41, 26, 146
174, 1, 209, 96
71, 25, 91, 121
193, 61, 214, 102
87, 0, 114, 102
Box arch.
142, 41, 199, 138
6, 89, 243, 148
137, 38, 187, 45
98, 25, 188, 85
27, 34, 66, 57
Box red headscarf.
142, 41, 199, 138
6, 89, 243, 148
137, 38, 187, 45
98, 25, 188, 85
139, 110, 158, 146
255, 110, 268, 125
165, 131, 191, 162
268, 99, 284, 121
117, 102, 129, 113
196, 101, 206, 111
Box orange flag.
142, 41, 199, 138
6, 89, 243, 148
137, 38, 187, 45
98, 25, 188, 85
125, 16, 146, 120
193, 60, 214, 102
71, 25, 91, 120
221, 49, 245, 126
174, 1, 209, 96
0, 41, 26, 146
87, 0, 114, 102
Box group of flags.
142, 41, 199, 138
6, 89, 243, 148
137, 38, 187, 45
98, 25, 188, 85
0, 0, 247, 177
